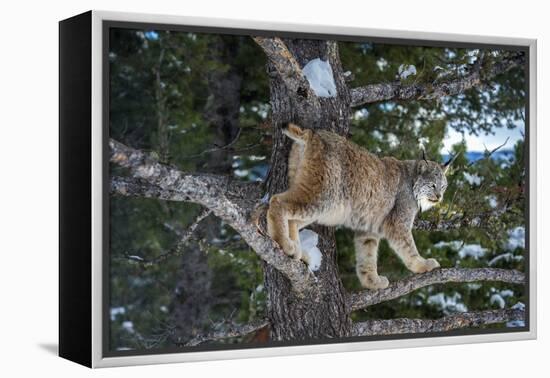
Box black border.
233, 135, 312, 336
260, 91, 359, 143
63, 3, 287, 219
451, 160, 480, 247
59, 11, 93, 367
102, 19, 530, 359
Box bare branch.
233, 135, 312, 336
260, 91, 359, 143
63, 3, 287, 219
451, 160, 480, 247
122, 208, 212, 267
467, 137, 510, 168
252, 36, 317, 102
351, 308, 524, 336
183, 127, 244, 159
413, 209, 503, 231
110, 138, 317, 293
111, 176, 191, 202
184, 319, 270, 347
349, 268, 525, 311
350, 51, 525, 106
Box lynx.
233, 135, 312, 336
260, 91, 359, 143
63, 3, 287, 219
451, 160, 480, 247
267, 123, 455, 289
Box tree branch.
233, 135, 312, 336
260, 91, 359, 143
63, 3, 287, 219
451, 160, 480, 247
351, 308, 524, 336
252, 36, 317, 102
111, 175, 192, 202
110, 139, 317, 293
413, 210, 503, 231
184, 319, 270, 347
122, 208, 212, 267
350, 51, 525, 106
349, 268, 525, 311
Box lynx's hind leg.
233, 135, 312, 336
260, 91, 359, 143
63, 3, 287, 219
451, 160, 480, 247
354, 232, 389, 289
267, 194, 311, 260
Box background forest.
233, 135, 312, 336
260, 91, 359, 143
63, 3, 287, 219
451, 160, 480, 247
108, 28, 526, 351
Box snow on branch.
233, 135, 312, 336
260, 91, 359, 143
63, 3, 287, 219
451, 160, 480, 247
350, 51, 525, 106
302, 58, 338, 98
351, 308, 525, 336
349, 268, 525, 311
109, 139, 318, 293
252, 36, 318, 102
184, 319, 270, 347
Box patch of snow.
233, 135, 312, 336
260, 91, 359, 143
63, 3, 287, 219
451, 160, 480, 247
467, 49, 480, 64
487, 195, 498, 208
427, 292, 468, 314
490, 294, 506, 308
299, 229, 322, 272
418, 137, 429, 150
110, 306, 126, 321
354, 109, 369, 120
463, 172, 482, 185
488, 252, 523, 266
127, 255, 144, 261
512, 302, 525, 310
122, 321, 135, 333
376, 58, 388, 71
458, 244, 487, 260
434, 240, 463, 250
234, 169, 249, 178
387, 133, 399, 148
467, 283, 482, 290
500, 289, 514, 298
160, 306, 168, 313
248, 155, 266, 161
507, 226, 525, 250
371, 130, 383, 140
302, 58, 337, 98
255, 284, 264, 293
507, 320, 525, 328
398, 64, 417, 79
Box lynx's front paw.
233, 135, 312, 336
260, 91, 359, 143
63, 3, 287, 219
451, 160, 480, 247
358, 274, 389, 290
410, 258, 440, 273
282, 240, 303, 260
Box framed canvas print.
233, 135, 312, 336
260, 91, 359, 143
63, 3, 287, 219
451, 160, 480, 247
59, 10, 537, 368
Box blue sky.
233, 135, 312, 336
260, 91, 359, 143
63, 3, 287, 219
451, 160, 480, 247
442, 123, 524, 153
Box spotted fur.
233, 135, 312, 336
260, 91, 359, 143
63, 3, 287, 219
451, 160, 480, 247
267, 124, 451, 289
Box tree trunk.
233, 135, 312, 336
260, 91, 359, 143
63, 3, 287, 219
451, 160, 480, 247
203, 35, 243, 173
264, 39, 353, 340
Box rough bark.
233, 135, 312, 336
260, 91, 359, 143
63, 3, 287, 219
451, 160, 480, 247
169, 241, 214, 345
109, 40, 526, 343
110, 139, 317, 293
350, 51, 525, 106
184, 319, 270, 346
351, 308, 525, 336
261, 38, 353, 341
349, 268, 525, 311
203, 36, 243, 173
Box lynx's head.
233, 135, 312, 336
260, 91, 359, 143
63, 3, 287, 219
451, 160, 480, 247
413, 152, 457, 212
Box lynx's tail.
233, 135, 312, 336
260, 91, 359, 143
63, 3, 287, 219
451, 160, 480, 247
282, 123, 310, 145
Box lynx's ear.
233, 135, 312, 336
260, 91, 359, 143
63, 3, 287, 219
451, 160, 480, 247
442, 152, 460, 174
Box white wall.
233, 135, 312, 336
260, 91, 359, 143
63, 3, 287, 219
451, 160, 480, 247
1, 0, 546, 376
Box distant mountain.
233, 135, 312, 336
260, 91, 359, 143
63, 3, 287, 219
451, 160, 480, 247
442, 149, 515, 164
